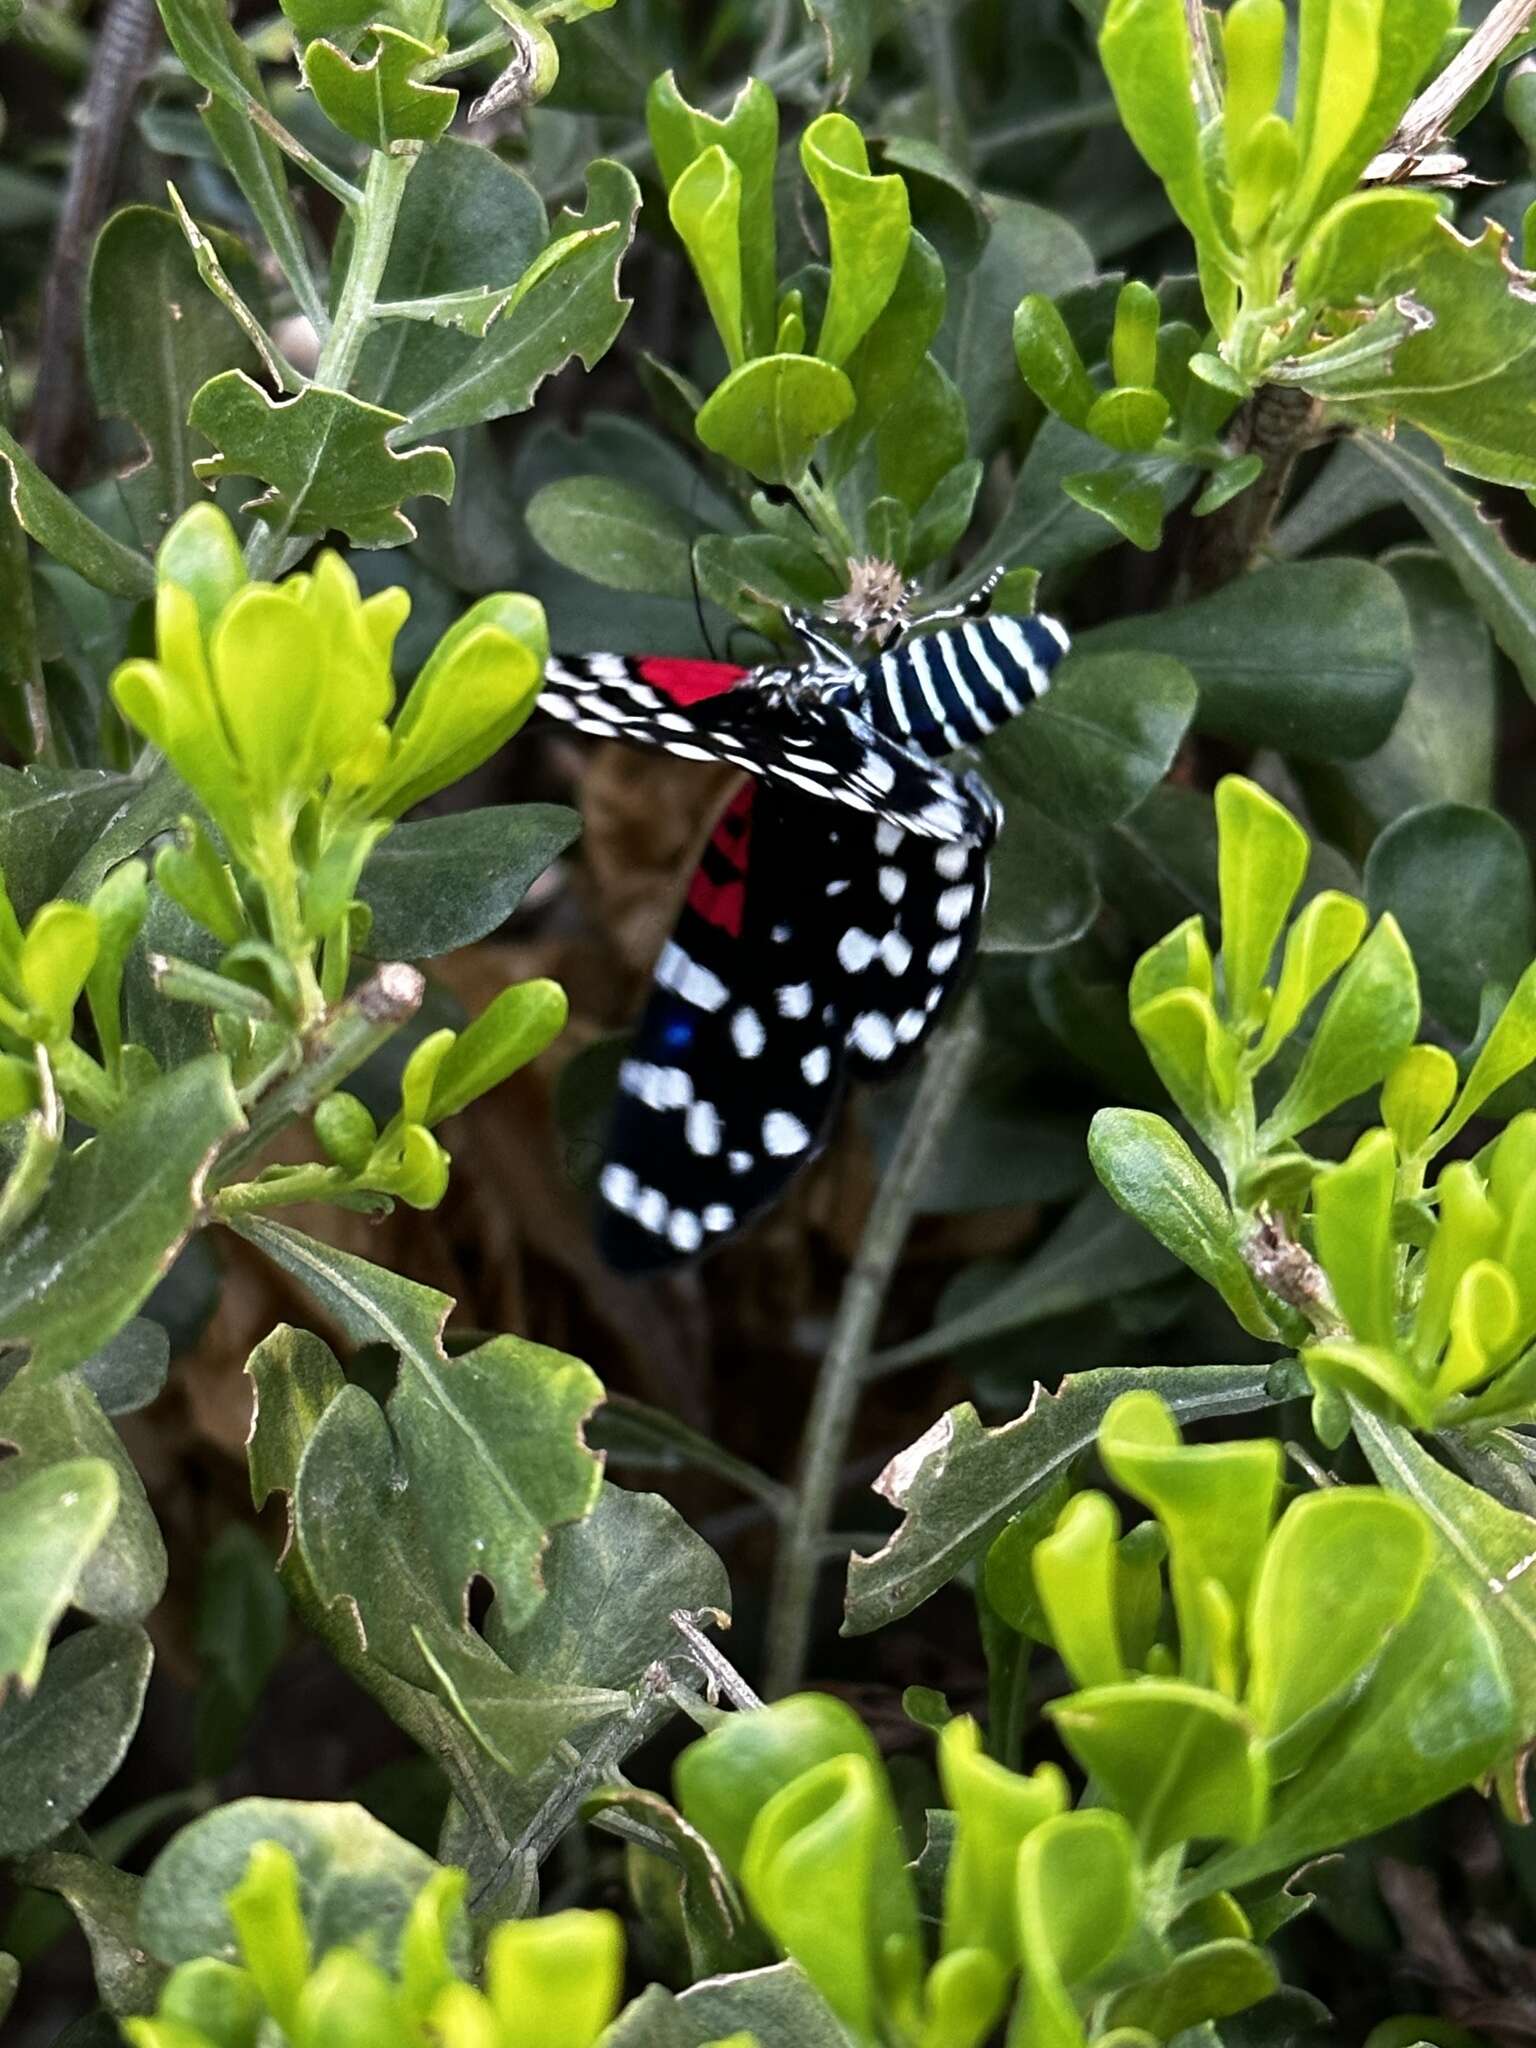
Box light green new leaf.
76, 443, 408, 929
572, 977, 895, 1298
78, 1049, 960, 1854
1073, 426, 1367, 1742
1012, 1811, 1139, 2048
1313, 1129, 1397, 1346
696, 355, 855, 485
801, 113, 911, 367
191, 376, 454, 548
428, 980, 568, 1123
1216, 776, 1309, 1029
1259, 916, 1420, 1143
648, 73, 777, 357
1088, 1108, 1279, 1337
669, 148, 746, 370
1049, 1680, 1268, 1857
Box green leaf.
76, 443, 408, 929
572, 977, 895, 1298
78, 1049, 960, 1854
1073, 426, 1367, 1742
0, 767, 139, 922
303, 27, 456, 147
0, 1055, 243, 1378
938, 1716, 1066, 1968
1435, 960, 1536, 1145
357, 804, 579, 960
1292, 189, 1443, 306
0, 425, 154, 599
695, 355, 856, 485
1313, 1129, 1397, 1346
1106, 1939, 1280, 2037
151, 0, 322, 332
980, 793, 1100, 955
14, 1851, 162, 2018
528, 477, 698, 597
427, 980, 568, 1122
1195, 1573, 1513, 1895
842, 1362, 1292, 1633
948, 199, 1093, 456
233, 1227, 602, 1639
830, 232, 946, 461
1216, 776, 1310, 1030
190, 375, 454, 549
647, 74, 777, 359
86, 207, 262, 544
78, 1317, 170, 1417
1063, 464, 1167, 550
1049, 1680, 1268, 1857
1364, 802, 1534, 1042
0, 1457, 118, 1693
800, 0, 872, 98
979, 418, 1192, 583
987, 651, 1197, 833
1283, 0, 1455, 235
1080, 559, 1413, 759
139, 1799, 447, 1971
1354, 429, 1536, 701
355, 140, 548, 416
0, 1368, 166, 1623
875, 355, 967, 513
1353, 1406, 1536, 1730
871, 1191, 1179, 1370
1245, 1488, 1431, 1766
800, 113, 910, 367
1088, 1108, 1279, 1337
1098, 0, 1232, 314
1086, 386, 1171, 453
0, 1624, 153, 1855
669, 148, 746, 370
1259, 915, 1420, 1143
407, 161, 640, 437
195, 1523, 287, 1777
1013, 294, 1097, 431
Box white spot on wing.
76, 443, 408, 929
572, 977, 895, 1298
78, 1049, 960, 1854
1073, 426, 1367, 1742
668, 1209, 703, 1252
929, 935, 962, 973
657, 941, 728, 1012
777, 983, 813, 1019
880, 931, 913, 975
937, 884, 975, 930
600, 1164, 637, 1213
703, 1203, 735, 1233
850, 1011, 897, 1062
731, 1007, 766, 1058
838, 927, 879, 973
801, 1046, 831, 1085
686, 1100, 722, 1155
763, 1110, 812, 1156
878, 864, 907, 904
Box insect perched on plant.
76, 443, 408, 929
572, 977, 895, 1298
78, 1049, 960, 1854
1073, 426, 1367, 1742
539, 572, 1069, 1272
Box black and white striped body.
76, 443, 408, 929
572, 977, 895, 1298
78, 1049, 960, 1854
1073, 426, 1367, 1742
836, 613, 1069, 760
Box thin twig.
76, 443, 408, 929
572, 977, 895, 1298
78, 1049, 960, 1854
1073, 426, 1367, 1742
1388, 0, 1536, 157
762, 993, 987, 1697
1184, 0, 1222, 125
29, 0, 161, 481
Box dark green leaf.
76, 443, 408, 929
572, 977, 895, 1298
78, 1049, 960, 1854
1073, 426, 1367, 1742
842, 1362, 1293, 1633
0, 1458, 118, 1693
407, 162, 640, 437
988, 651, 1196, 833
0, 426, 153, 600
1354, 428, 1536, 701
303, 27, 457, 148
234, 1231, 602, 1641
76, 1318, 170, 1417
527, 478, 697, 597
0, 1369, 166, 1623
1080, 560, 1413, 760
975, 419, 1192, 588
0, 1625, 153, 1855
9, 1852, 161, 2017
1364, 803, 1535, 1041
982, 793, 1099, 954
0, 767, 137, 922
357, 803, 579, 960
0, 1055, 243, 1378
86, 207, 262, 544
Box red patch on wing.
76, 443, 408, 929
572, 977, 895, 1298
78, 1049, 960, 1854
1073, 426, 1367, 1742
637, 657, 748, 705
686, 784, 754, 935
687, 869, 746, 935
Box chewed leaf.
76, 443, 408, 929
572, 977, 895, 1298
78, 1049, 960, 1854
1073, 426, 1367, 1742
189, 374, 454, 547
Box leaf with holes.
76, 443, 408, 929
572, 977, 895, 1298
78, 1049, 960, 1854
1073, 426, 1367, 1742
189, 376, 454, 547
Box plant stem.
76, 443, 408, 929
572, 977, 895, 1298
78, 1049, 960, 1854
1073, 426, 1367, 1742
211, 1161, 354, 1217
1388, 0, 1536, 156
148, 953, 276, 1022
211, 961, 424, 1185
243, 143, 418, 581
763, 992, 987, 1697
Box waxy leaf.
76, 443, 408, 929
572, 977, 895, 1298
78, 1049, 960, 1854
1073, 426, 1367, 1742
357, 804, 580, 960
0, 1624, 152, 1855
0, 426, 153, 599
696, 355, 855, 484
0, 1458, 118, 1694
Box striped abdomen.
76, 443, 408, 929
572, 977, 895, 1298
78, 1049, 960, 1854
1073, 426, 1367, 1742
852, 613, 1069, 759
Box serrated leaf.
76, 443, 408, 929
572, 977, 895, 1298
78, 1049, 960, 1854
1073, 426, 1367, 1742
407, 161, 640, 437
843, 1362, 1293, 1633
190, 375, 454, 548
